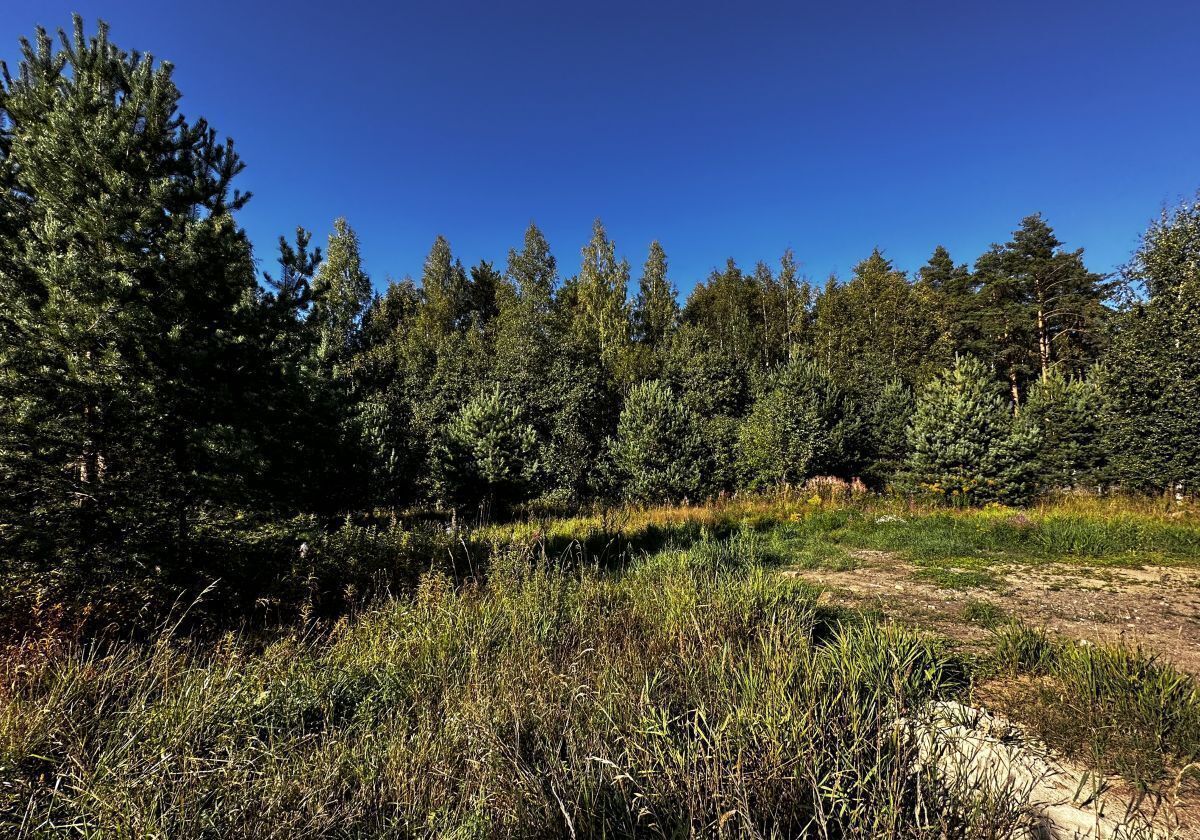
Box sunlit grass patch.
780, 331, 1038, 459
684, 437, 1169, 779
962, 599, 1007, 629
990, 622, 1200, 787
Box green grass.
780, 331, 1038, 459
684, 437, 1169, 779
0, 532, 1045, 839
990, 623, 1200, 787
729, 499, 1200, 590
912, 556, 1006, 590
962, 600, 1007, 629
4, 497, 1199, 835
475, 496, 1200, 578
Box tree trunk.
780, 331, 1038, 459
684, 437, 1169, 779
1036, 303, 1051, 381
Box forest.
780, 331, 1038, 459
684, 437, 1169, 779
2, 18, 1200, 838
2, 19, 1197, 630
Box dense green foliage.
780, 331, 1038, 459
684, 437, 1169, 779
902, 357, 1041, 505
606, 379, 706, 502
437, 385, 538, 517
1101, 197, 1200, 494
1, 17, 1198, 628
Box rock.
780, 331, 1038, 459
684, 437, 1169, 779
901, 700, 1162, 839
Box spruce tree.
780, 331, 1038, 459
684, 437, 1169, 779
353, 278, 425, 510
253, 229, 343, 511
863, 378, 915, 488
903, 357, 1040, 504
506, 222, 557, 316
466, 260, 502, 326
775, 248, 813, 363
494, 223, 557, 409
663, 324, 751, 493
810, 250, 937, 387
418, 234, 472, 335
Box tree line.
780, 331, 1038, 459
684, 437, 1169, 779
2, 19, 1198, 615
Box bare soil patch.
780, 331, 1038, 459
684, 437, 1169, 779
786, 550, 1200, 675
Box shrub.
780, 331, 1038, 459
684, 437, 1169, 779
737, 360, 863, 490
436, 385, 539, 516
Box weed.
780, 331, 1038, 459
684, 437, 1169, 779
962, 600, 1007, 629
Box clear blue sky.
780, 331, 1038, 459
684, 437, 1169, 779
8, 1, 1200, 293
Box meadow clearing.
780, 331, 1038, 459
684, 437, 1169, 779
3, 494, 1198, 838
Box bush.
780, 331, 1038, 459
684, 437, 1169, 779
737, 360, 863, 490
436, 385, 539, 516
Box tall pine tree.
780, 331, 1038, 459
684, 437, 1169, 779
0, 17, 266, 580
972, 215, 1110, 406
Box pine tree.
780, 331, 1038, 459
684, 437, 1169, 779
0, 17, 265, 576
437, 385, 538, 517
903, 357, 1040, 504
1024, 370, 1104, 490
606, 380, 706, 503
1101, 194, 1200, 495
972, 215, 1110, 406
916, 245, 976, 368
263, 227, 321, 318
864, 378, 915, 487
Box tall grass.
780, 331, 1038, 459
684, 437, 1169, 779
480, 494, 1200, 573
992, 623, 1200, 786
0, 534, 1035, 838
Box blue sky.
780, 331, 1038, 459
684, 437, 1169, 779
7, 1, 1200, 293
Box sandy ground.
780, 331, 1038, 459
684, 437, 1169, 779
784, 550, 1200, 674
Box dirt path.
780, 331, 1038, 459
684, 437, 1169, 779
784, 550, 1200, 674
